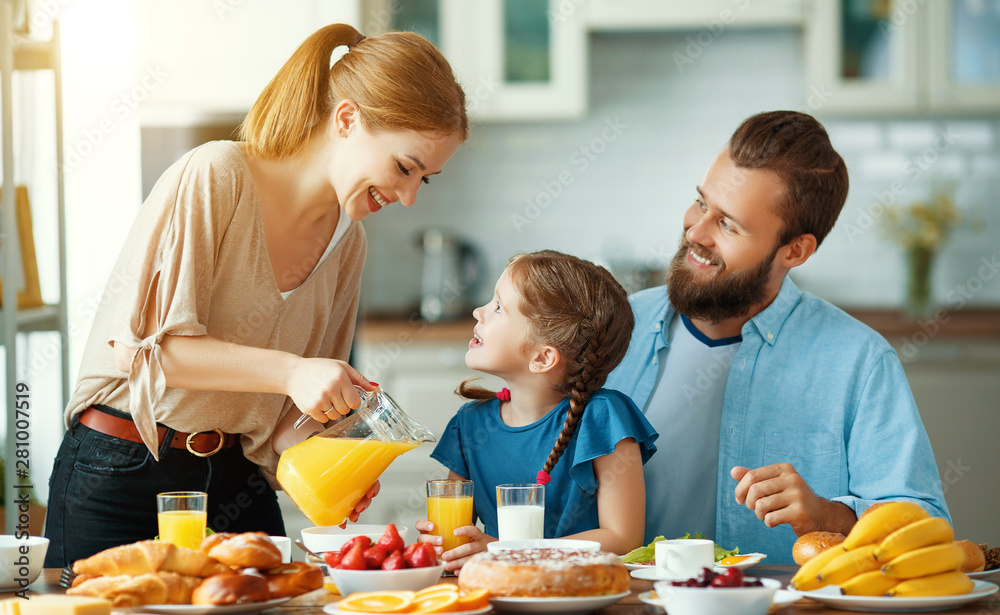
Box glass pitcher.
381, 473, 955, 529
276, 386, 436, 526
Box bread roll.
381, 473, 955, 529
957, 540, 986, 573
192, 571, 271, 605
72, 540, 228, 578
793, 531, 847, 565
264, 562, 324, 598
67, 572, 202, 607
201, 532, 282, 569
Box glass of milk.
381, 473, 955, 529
496, 483, 545, 540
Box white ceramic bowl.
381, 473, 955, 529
653, 578, 780, 615
301, 524, 409, 554
486, 538, 601, 553
327, 564, 446, 595
0, 536, 49, 591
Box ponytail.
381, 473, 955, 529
241, 24, 363, 159
241, 24, 468, 160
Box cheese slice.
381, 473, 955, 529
0, 595, 112, 615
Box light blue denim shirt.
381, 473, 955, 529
606, 277, 950, 563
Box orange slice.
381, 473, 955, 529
338, 591, 416, 613
411, 592, 459, 613
414, 584, 459, 600
456, 589, 490, 611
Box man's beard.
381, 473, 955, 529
666, 235, 779, 325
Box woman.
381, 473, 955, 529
45, 23, 468, 567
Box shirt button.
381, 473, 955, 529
652, 357, 658, 365
654, 323, 661, 331
767, 332, 774, 340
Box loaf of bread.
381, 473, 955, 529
67, 571, 202, 607
72, 540, 228, 578
459, 549, 629, 598
264, 562, 324, 598
191, 571, 271, 606
792, 531, 847, 565
957, 540, 986, 573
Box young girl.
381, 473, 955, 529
419, 250, 658, 571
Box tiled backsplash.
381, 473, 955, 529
360, 29, 1000, 315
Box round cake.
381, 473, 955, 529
458, 549, 629, 598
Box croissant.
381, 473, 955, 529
72, 540, 229, 578
200, 532, 282, 569
67, 571, 203, 607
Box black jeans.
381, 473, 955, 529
44, 405, 285, 567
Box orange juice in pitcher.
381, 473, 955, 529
277, 386, 435, 526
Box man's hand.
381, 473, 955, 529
731, 464, 856, 537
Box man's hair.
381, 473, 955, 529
728, 111, 848, 248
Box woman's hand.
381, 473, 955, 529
418, 523, 495, 572
339, 481, 381, 528
287, 358, 373, 422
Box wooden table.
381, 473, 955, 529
28, 566, 999, 614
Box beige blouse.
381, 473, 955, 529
65, 141, 367, 477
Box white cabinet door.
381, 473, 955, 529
587, 0, 803, 30
926, 0, 1000, 112
803, 0, 921, 114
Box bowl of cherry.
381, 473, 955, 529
653, 568, 780, 615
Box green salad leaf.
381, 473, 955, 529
622, 533, 739, 563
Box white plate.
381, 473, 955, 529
969, 567, 1000, 579
631, 568, 685, 582
621, 553, 766, 573
637, 589, 799, 612
793, 580, 998, 612
488, 591, 629, 614
716, 553, 767, 571
324, 603, 492, 615
116, 597, 291, 614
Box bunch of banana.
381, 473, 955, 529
790, 501, 975, 597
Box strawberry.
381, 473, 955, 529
340, 536, 372, 554
376, 523, 405, 553
322, 551, 342, 569
382, 550, 406, 570
338, 540, 367, 570
363, 544, 388, 569
410, 542, 438, 569
402, 542, 421, 568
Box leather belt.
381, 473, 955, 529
78, 407, 238, 457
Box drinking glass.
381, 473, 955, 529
426, 479, 475, 552
157, 491, 207, 550
496, 483, 545, 541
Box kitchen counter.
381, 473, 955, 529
26, 566, 1000, 613
357, 307, 1000, 344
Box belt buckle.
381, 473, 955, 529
186, 429, 225, 457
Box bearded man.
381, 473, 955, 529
606, 111, 949, 564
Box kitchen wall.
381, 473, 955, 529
360, 29, 1000, 315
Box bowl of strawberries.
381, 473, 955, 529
324, 523, 445, 595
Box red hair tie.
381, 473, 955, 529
496, 387, 511, 401
536, 470, 551, 485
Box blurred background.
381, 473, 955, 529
2, 0, 998, 548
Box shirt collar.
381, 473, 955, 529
658, 276, 803, 348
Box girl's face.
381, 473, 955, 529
331, 101, 462, 221
467, 268, 534, 379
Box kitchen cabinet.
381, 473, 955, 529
586, 0, 804, 30
134, 0, 361, 123
804, 0, 1000, 115
0, 4, 69, 533
351, 320, 503, 526
364, 0, 587, 120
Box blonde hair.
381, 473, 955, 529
240, 23, 468, 159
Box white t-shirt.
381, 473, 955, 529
642, 314, 741, 542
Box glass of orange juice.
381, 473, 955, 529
157, 491, 207, 550
426, 479, 474, 553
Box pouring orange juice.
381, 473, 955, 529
277, 385, 435, 527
